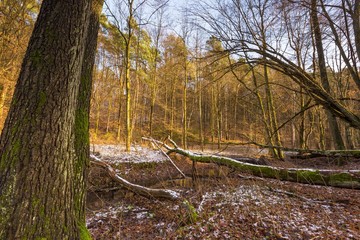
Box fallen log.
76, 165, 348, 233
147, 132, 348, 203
246, 142, 360, 158
143, 138, 360, 189
172, 149, 360, 189
90, 155, 180, 200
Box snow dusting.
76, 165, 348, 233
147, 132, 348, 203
92, 144, 167, 163
86, 145, 360, 239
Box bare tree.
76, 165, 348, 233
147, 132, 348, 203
191, 0, 360, 137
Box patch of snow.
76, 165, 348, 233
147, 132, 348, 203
92, 144, 168, 163
136, 211, 148, 219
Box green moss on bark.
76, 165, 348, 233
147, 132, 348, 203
30, 50, 42, 67
78, 221, 92, 240
37, 91, 47, 111
169, 148, 360, 189
296, 170, 325, 184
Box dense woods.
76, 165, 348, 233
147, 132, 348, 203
0, 0, 360, 238
1, 0, 360, 153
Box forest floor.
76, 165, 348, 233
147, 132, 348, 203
86, 144, 360, 239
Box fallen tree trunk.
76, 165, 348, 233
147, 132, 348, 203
143, 138, 360, 189
246, 142, 360, 158
90, 155, 180, 200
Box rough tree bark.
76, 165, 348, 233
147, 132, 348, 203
74, 0, 104, 233
0, 0, 103, 239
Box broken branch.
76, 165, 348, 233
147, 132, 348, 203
90, 155, 180, 200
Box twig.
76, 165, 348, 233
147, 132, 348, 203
147, 137, 187, 179
142, 137, 172, 150
268, 188, 325, 204
167, 136, 179, 148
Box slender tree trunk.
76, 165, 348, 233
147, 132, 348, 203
116, 71, 123, 142
263, 63, 283, 158
305, 110, 315, 149
125, 37, 132, 151
197, 74, 204, 151
311, 0, 345, 150
149, 62, 157, 136
95, 101, 100, 136
345, 125, 355, 149
249, 66, 279, 158
210, 85, 216, 143
0, 0, 103, 238
170, 81, 175, 139
182, 54, 188, 149
106, 99, 112, 134
317, 109, 326, 150
216, 82, 222, 149
257, 2, 283, 158
163, 84, 168, 127
224, 91, 229, 140
299, 88, 306, 149
234, 85, 240, 140
351, 0, 360, 65
124, 1, 134, 152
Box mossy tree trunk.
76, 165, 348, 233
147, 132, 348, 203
0, 0, 103, 239
169, 147, 360, 189
147, 138, 360, 189
74, 0, 104, 235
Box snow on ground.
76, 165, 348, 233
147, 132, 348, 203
185, 184, 358, 239
86, 181, 359, 239
92, 144, 167, 163
87, 144, 360, 239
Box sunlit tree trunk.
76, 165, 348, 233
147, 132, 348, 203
256, 0, 283, 158
74, 0, 103, 228
106, 99, 112, 134
163, 84, 168, 127
210, 85, 216, 143
116, 67, 124, 142
196, 61, 204, 150
233, 85, 240, 140
125, 38, 132, 151
299, 89, 306, 149
0, 84, 8, 123
263, 63, 283, 158
182, 51, 188, 149
170, 80, 175, 139
95, 101, 101, 136
216, 82, 222, 149
0, 0, 103, 238
250, 67, 277, 156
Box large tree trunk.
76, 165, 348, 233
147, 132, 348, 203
0, 0, 103, 238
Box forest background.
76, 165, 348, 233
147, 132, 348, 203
1, 0, 360, 157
